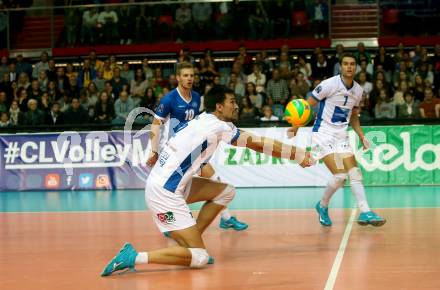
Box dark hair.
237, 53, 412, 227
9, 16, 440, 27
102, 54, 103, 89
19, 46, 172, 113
204, 85, 235, 113
339, 52, 357, 65
176, 62, 193, 75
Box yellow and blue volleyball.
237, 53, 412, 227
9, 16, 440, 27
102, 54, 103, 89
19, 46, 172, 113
284, 99, 314, 126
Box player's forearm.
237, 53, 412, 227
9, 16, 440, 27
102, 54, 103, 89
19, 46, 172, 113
350, 113, 364, 138
247, 135, 297, 160
149, 119, 162, 152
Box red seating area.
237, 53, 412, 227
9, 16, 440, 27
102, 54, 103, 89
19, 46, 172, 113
14, 15, 65, 49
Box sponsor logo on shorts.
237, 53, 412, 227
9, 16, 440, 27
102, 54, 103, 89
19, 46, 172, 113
157, 211, 176, 224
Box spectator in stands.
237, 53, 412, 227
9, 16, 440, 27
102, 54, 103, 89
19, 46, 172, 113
88, 50, 103, 72
46, 81, 58, 103
332, 44, 345, 75
414, 62, 434, 87
297, 55, 312, 81
247, 63, 266, 93
290, 71, 310, 99
375, 88, 396, 119
413, 74, 425, 102
63, 97, 89, 124
77, 58, 96, 89
275, 51, 293, 80
313, 53, 332, 80
151, 67, 169, 97
103, 81, 115, 100
419, 87, 440, 118
102, 60, 113, 81
308, 0, 329, 39
374, 46, 394, 81
45, 102, 63, 125
260, 105, 279, 121
15, 54, 32, 79
121, 62, 134, 84
55, 67, 69, 96
97, 6, 119, 44
0, 91, 7, 113
168, 74, 178, 89
38, 92, 51, 113
357, 71, 373, 100
137, 87, 157, 124
118, 5, 135, 45
230, 61, 247, 85
110, 67, 127, 99
64, 8, 79, 47
174, 3, 193, 42
18, 87, 30, 112
245, 82, 264, 110
354, 42, 372, 64
239, 95, 259, 121
141, 58, 154, 82
9, 100, 22, 126
66, 75, 80, 99
355, 57, 373, 81
32, 52, 49, 80
23, 99, 44, 126
0, 56, 8, 78
81, 8, 99, 44
192, 2, 212, 40
266, 69, 289, 105
0, 72, 11, 98
65, 63, 77, 80
130, 68, 148, 105
113, 90, 135, 125
37, 70, 49, 92
397, 91, 420, 119
94, 91, 114, 124
393, 81, 409, 106
8, 62, 17, 83
248, 0, 270, 40
0, 112, 10, 128
227, 72, 245, 99
17, 72, 30, 91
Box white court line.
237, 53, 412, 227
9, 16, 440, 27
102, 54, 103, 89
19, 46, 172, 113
324, 208, 357, 290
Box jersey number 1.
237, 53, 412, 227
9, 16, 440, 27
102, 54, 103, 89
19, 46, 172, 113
185, 109, 195, 120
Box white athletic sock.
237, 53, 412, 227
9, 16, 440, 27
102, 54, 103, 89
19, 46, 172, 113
220, 208, 232, 220
351, 181, 371, 213
321, 183, 339, 208
135, 252, 148, 264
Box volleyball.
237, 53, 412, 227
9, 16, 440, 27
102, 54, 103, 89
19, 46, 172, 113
284, 99, 314, 127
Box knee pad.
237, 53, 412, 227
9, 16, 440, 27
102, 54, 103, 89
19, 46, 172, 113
212, 184, 236, 206
328, 173, 347, 189
188, 248, 209, 268
348, 167, 363, 183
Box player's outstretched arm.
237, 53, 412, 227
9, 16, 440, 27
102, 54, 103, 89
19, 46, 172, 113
146, 117, 163, 167
231, 131, 313, 168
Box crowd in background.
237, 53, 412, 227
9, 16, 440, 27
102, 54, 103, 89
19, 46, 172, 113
0, 41, 439, 129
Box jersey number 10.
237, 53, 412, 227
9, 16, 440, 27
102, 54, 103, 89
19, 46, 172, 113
185, 109, 195, 120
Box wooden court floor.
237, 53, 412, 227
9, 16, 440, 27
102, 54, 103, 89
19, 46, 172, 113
1, 186, 440, 290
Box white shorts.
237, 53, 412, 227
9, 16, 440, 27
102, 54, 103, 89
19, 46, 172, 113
311, 131, 353, 160
145, 178, 195, 233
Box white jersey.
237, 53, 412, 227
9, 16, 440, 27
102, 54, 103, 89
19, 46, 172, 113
148, 112, 240, 194
311, 75, 363, 137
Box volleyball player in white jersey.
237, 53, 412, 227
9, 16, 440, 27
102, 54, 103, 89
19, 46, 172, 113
147, 62, 248, 231
289, 52, 386, 227
101, 86, 313, 276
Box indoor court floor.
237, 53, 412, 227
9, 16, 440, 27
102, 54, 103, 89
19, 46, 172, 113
1, 186, 440, 290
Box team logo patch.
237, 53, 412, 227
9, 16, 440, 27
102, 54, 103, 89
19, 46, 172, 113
191, 102, 198, 108
157, 104, 164, 113
315, 85, 322, 93
157, 211, 176, 224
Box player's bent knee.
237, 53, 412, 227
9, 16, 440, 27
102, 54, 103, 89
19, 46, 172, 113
212, 185, 236, 206
188, 248, 209, 268
329, 173, 347, 188
348, 167, 363, 183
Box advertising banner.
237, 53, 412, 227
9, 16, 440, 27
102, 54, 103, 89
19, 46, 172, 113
0, 131, 150, 191
0, 125, 438, 191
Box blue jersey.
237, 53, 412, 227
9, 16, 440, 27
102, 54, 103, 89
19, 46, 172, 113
154, 88, 201, 133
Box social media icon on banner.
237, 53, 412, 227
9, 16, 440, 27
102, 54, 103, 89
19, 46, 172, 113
79, 173, 94, 188
45, 174, 60, 189
95, 174, 110, 188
